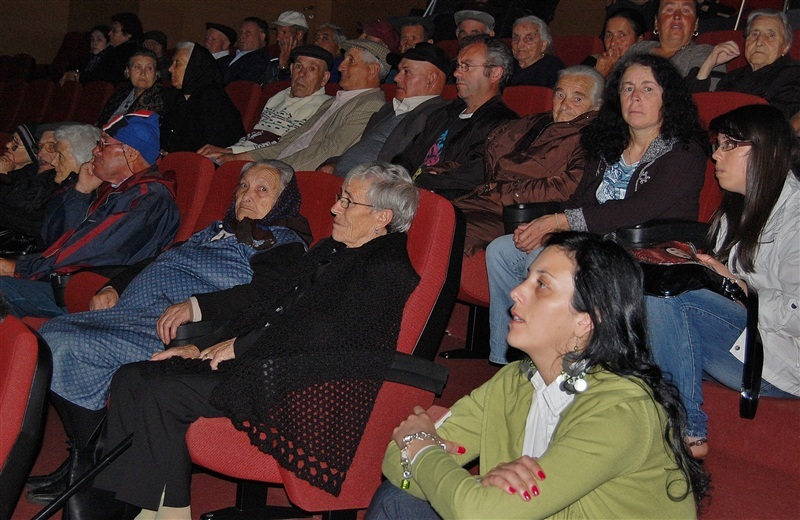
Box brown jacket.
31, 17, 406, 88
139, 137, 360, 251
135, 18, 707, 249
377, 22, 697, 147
456, 110, 596, 254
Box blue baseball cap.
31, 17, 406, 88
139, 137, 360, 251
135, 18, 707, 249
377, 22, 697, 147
103, 111, 161, 165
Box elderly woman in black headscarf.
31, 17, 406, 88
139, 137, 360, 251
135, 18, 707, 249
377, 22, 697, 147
26, 160, 311, 508
160, 42, 245, 153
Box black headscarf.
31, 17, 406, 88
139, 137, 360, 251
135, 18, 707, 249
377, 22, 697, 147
179, 43, 223, 96
221, 171, 312, 249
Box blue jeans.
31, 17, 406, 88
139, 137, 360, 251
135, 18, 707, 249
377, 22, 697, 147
486, 234, 542, 364
0, 276, 66, 318
365, 481, 441, 520
646, 290, 794, 438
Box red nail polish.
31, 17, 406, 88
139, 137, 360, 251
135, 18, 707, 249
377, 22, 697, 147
457, 446, 466, 454
537, 470, 546, 479
532, 485, 539, 496
523, 491, 531, 501
508, 487, 516, 494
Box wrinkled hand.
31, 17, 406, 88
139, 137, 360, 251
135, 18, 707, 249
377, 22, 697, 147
75, 162, 103, 193
513, 214, 561, 253
89, 287, 119, 310
278, 37, 299, 68
392, 406, 465, 460
150, 344, 200, 361
594, 46, 622, 77
317, 164, 335, 174
197, 144, 231, 159
0, 258, 16, 277
481, 455, 546, 501
709, 41, 740, 67
59, 70, 79, 87
198, 338, 236, 370
156, 300, 193, 344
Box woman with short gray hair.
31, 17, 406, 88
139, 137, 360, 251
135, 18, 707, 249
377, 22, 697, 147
508, 15, 564, 87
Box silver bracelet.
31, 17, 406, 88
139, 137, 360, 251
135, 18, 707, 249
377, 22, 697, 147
400, 431, 446, 489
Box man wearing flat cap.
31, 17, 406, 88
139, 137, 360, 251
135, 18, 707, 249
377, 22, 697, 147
204, 22, 237, 61
222, 40, 387, 172
218, 16, 271, 84
0, 111, 179, 318
260, 10, 309, 86
320, 43, 450, 177
455, 9, 495, 41
200, 45, 333, 159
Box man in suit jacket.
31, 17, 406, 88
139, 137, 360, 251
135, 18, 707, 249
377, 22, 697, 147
318, 43, 451, 177
217, 17, 271, 84
221, 39, 389, 172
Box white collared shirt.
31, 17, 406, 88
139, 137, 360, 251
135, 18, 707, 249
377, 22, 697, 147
522, 370, 575, 458
392, 95, 439, 116
212, 50, 231, 60
228, 48, 253, 65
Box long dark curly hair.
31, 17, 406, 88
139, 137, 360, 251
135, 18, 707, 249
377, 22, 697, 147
546, 231, 711, 508
581, 54, 708, 163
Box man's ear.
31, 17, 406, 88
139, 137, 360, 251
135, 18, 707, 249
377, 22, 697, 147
322, 70, 331, 85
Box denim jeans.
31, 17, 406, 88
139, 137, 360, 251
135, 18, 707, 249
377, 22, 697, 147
0, 276, 66, 318
485, 234, 542, 364
365, 481, 442, 520
646, 290, 793, 438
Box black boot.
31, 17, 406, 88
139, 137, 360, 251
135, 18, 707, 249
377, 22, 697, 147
26, 454, 70, 490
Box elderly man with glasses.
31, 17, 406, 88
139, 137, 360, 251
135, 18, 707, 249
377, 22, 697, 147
0, 112, 179, 318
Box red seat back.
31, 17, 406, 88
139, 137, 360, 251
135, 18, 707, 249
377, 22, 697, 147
294, 170, 342, 245
0, 316, 51, 519
73, 81, 115, 124
159, 152, 217, 242
380, 83, 396, 102
42, 81, 82, 123
552, 35, 604, 67
224, 80, 261, 133
0, 79, 25, 132
502, 85, 552, 116
186, 187, 461, 514
435, 39, 460, 59
324, 82, 340, 96
12, 79, 54, 127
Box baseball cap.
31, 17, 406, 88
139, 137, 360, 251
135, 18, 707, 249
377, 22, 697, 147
103, 111, 160, 165
271, 11, 308, 29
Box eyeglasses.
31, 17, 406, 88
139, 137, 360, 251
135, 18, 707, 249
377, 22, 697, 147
712, 138, 753, 153
38, 142, 56, 153
336, 191, 373, 209
452, 61, 493, 73
96, 140, 124, 151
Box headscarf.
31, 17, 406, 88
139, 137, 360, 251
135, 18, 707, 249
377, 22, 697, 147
13, 124, 38, 164
221, 171, 312, 249
180, 43, 224, 96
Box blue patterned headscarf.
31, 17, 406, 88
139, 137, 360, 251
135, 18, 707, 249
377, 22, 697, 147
221, 172, 312, 249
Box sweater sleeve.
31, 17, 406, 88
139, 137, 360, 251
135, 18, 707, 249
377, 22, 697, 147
398, 391, 661, 519
193, 242, 306, 321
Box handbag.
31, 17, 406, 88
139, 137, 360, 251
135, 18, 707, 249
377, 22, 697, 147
629, 240, 762, 419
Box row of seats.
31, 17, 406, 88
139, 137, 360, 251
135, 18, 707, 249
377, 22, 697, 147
0, 54, 36, 82
0, 79, 114, 132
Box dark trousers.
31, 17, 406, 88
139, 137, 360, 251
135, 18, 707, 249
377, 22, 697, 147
93, 362, 225, 510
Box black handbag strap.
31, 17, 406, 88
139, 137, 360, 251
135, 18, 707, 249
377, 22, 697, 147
739, 290, 763, 419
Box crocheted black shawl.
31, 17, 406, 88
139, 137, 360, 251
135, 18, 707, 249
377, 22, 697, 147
209, 232, 419, 495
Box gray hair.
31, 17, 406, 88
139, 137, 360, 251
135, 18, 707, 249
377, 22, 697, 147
746, 9, 793, 49
318, 23, 347, 46
460, 35, 514, 90
513, 15, 553, 51
240, 159, 294, 191
345, 162, 419, 233
359, 47, 391, 81
54, 124, 101, 164
175, 41, 195, 59
557, 65, 605, 107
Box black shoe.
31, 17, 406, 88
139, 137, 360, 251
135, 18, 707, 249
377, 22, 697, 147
26, 472, 69, 504
26, 455, 70, 490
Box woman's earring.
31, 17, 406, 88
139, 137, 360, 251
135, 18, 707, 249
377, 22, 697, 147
373, 227, 379, 235
693, 30, 699, 37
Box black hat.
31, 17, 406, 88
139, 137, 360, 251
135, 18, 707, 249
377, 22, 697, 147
205, 22, 237, 46
387, 42, 452, 76
142, 30, 167, 50
290, 45, 334, 71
